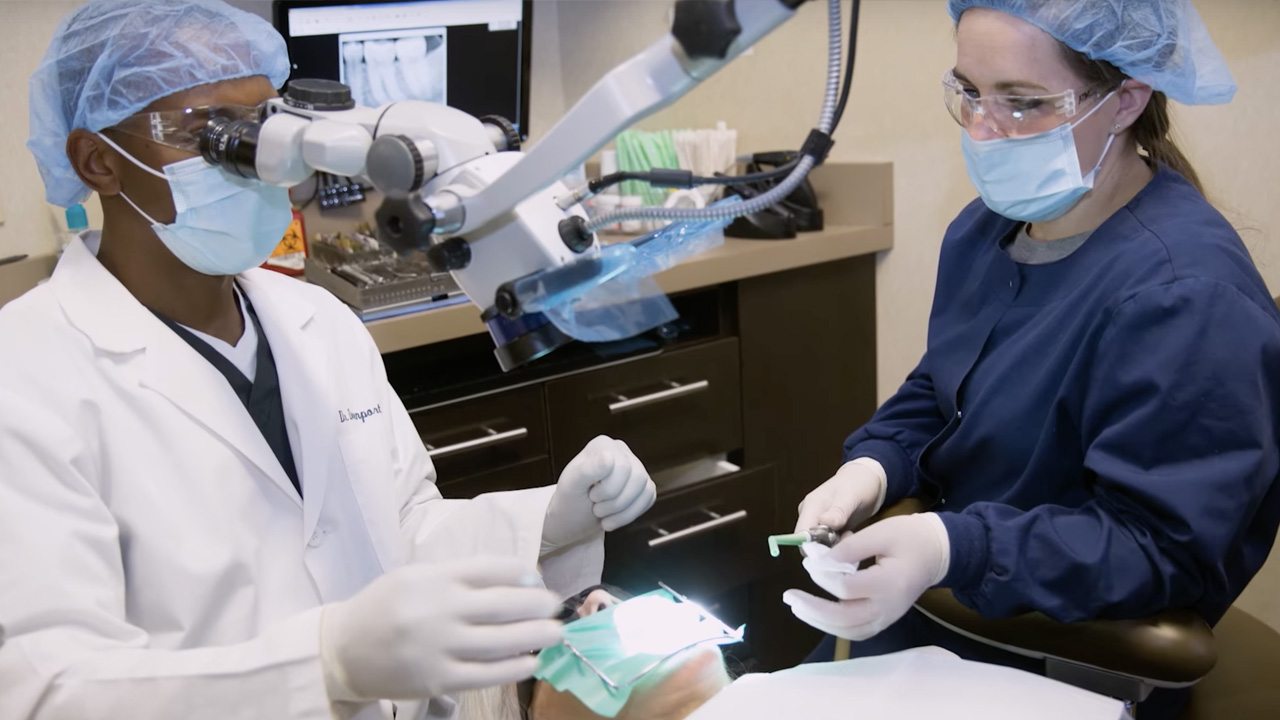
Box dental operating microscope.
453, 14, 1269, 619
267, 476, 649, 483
199, 0, 857, 370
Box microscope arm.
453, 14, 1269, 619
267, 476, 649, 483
448, 0, 804, 236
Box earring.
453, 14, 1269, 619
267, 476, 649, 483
1113, 123, 1123, 133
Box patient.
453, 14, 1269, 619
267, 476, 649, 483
456, 587, 732, 720
529, 643, 730, 720
456, 588, 1120, 720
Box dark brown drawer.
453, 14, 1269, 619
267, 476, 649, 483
435, 457, 553, 499
409, 385, 549, 483
603, 464, 776, 601
546, 338, 742, 475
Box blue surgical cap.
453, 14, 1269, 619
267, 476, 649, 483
947, 0, 1236, 106
28, 0, 290, 207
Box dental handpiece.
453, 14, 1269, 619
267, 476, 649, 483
767, 525, 840, 557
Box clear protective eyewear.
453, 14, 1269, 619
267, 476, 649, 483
107, 103, 266, 154
942, 70, 1111, 137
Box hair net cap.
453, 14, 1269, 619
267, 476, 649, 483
28, 0, 290, 207
947, 0, 1236, 106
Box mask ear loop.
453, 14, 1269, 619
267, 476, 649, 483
95, 132, 169, 180
95, 132, 170, 226
1084, 132, 1119, 184
1067, 90, 1120, 184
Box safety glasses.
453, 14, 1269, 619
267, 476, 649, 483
108, 104, 265, 153
942, 70, 1110, 137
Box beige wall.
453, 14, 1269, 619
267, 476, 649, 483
1178, 0, 1280, 633
2, 0, 1278, 628
0, 1, 103, 259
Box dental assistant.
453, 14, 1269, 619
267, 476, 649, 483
0, 2, 656, 719
786, 2, 1280, 717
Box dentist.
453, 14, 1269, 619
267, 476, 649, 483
0, 2, 655, 719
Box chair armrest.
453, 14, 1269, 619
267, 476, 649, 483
915, 590, 1217, 687
865, 499, 1218, 688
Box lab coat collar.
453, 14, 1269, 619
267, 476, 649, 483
51, 233, 150, 354
235, 268, 318, 333
51, 234, 306, 508
51, 234, 320, 351
235, 270, 339, 548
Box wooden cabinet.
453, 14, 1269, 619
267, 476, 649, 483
603, 464, 775, 598
385, 255, 879, 670
603, 464, 778, 664
409, 385, 552, 492
545, 338, 742, 474
434, 457, 553, 499
363, 163, 894, 670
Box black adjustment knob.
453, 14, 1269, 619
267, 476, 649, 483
283, 78, 356, 111
375, 196, 435, 255
479, 114, 521, 152
367, 135, 425, 199
558, 216, 594, 254
495, 285, 522, 319
425, 237, 472, 272
672, 0, 742, 60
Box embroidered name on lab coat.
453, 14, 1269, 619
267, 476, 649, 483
339, 404, 383, 424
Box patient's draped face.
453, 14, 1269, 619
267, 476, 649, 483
531, 644, 730, 720
532, 588, 735, 719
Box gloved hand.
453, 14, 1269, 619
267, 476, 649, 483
321, 557, 562, 701
794, 458, 887, 535
782, 513, 950, 641
541, 436, 657, 555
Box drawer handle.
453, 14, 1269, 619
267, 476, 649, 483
647, 509, 748, 548
425, 426, 528, 459
608, 380, 710, 414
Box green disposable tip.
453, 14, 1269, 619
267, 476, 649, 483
767, 532, 810, 557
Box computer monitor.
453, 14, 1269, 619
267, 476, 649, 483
273, 0, 533, 140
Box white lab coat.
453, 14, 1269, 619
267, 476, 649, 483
0, 235, 602, 720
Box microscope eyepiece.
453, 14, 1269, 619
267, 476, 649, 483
199, 117, 262, 180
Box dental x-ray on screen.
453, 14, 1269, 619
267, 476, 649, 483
340, 29, 447, 107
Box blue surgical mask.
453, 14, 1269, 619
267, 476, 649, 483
97, 133, 292, 276
960, 92, 1117, 223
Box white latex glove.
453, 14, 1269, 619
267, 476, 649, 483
541, 436, 657, 555
321, 557, 562, 702
782, 513, 950, 641
794, 458, 888, 534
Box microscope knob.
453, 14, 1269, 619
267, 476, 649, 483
367, 135, 426, 199
479, 115, 522, 152
283, 78, 355, 111
425, 236, 472, 272
672, 0, 743, 60
375, 195, 436, 255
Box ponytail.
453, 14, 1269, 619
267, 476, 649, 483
1130, 91, 1204, 195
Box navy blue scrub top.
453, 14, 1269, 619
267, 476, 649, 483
846, 167, 1280, 625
